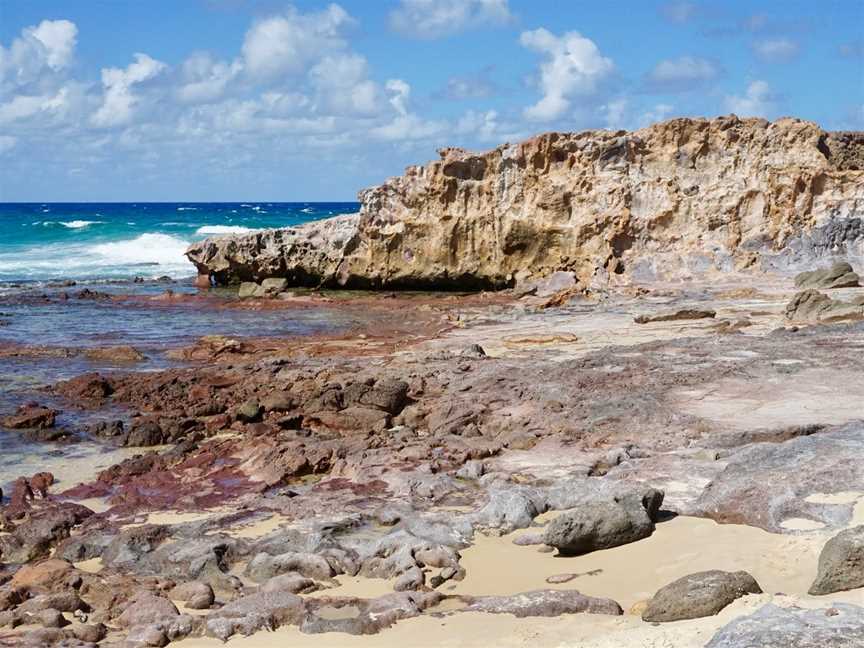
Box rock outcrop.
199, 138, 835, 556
187, 116, 864, 290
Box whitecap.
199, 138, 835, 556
177, 207, 199, 211
300, 208, 314, 213
195, 225, 258, 235
58, 220, 103, 229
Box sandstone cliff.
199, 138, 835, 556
186, 116, 864, 289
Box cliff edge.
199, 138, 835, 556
187, 116, 864, 289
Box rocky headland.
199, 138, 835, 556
2, 117, 864, 647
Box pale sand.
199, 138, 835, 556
73, 557, 103, 573
124, 509, 225, 527
222, 514, 291, 539
176, 515, 864, 647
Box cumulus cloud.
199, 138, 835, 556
0, 19, 77, 92
241, 4, 352, 78
520, 28, 615, 122
645, 56, 719, 92
389, 0, 512, 39
724, 80, 778, 117
753, 37, 800, 63
176, 53, 241, 104
92, 53, 167, 127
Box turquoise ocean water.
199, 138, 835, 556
0, 202, 358, 283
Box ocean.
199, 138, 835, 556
0, 202, 358, 283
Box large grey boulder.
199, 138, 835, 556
642, 570, 762, 622
794, 262, 860, 289
706, 603, 864, 647
809, 525, 864, 595
542, 491, 662, 556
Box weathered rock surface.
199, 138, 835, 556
187, 117, 864, 289
463, 589, 623, 617
634, 308, 715, 324
706, 603, 864, 648
784, 289, 864, 323
642, 570, 762, 622
794, 261, 860, 289
542, 490, 662, 555
809, 525, 864, 595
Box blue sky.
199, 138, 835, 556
1, 0, 862, 201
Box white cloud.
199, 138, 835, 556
639, 103, 675, 127
176, 53, 241, 104
389, 0, 512, 39
753, 38, 800, 63
92, 53, 166, 127
28, 19, 78, 70
520, 28, 615, 122
600, 98, 628, 129
724, 80, 777, 117
241, 4, 352, 78
385, 79, 411, 116
645, 56, 719, 92
371, 113, 447, 141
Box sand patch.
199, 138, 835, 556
73, 557, 103, 573
223, 514, 291, 539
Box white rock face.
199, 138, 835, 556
187, 117, 864, 289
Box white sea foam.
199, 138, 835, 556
54, 220, 103, 229
0, 233, 194, 281
177, 207, 199, 211
195, 225, 258, 235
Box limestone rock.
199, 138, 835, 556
464, 589, 623, 617
642, 570, 762, 622
794, 261, 860, 289
706, 603, 864, 648
187, 117, 864, 290
809, 525, 864, 595
784, 289, 864, 323
634, 309, 716, 324
542, 492, 661, 556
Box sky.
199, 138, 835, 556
0, 0, 862, 202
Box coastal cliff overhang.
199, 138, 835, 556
186, 115, 864, 291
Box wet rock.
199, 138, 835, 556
706, 603, 864, 647
170, 581, 214, 610
125, 419, 165, 446
464, 589, 623, 617
542, 491, 662, 556
55, 373, 113, 402
83, 345, 145, 363
784, 289, 863, 323
809, 525, 864, 595
1, 404, 57, 429
642, 570, 762, 622
794, 262, 860, 289
634, 309, 716, 324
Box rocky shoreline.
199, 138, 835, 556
2, 117, 864, 647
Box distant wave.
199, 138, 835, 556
41, 220, 104, 229
176, 207, 199, 211
195, 225, 258, 235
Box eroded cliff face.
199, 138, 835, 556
187, 116, 864, 289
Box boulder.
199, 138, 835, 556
2, 404, 57, 430
706, 603, 864, 647
794, 262, 860, 289
642, 570, 762, 622
170, 581, 214, 610
809, 525, 864, 595
542, 492, 661, 555
260, 277, 288, 294
464, 589, 623, 617
117, 592, 179, 628
784, 289, 863, 323
238, 282, 259, 299
236, 399, 263, 423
